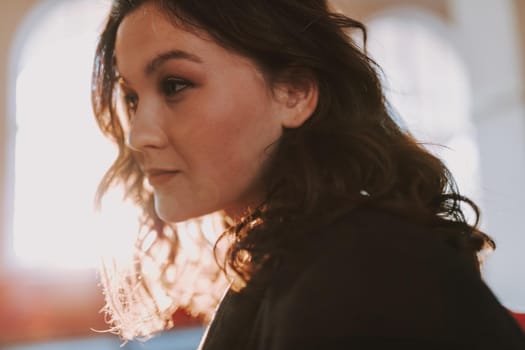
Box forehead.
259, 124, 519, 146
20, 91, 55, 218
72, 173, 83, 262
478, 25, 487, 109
115, 4, 197, 60
114, 3, 254, 76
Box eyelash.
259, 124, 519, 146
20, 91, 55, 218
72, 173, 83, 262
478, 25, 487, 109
161, 77, 193, 98
123, 77, 193, 113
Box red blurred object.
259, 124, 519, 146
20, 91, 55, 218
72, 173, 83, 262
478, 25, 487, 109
0, 273, 202, 346
510, 311, 525, 332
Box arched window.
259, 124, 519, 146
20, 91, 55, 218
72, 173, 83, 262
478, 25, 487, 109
9, 0, 138, 271
366, 10, 482, 219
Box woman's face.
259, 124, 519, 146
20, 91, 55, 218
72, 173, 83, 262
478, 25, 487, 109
115, 3, 285, 223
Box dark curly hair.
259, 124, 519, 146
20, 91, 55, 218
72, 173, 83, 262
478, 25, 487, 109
92, 0, 494, 340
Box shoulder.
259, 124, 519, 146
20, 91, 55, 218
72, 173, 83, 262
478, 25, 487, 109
274, 208, 478, 287
262, 208, 524, 346
268, 207, 472, 303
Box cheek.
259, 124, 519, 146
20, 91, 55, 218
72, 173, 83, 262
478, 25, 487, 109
182, 83, 281, 168
196, 109, 279, 207
197, 111, 271, 175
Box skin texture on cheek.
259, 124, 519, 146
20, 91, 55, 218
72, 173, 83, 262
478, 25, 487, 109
175, 83, 280, 217
164, 56, 281, 213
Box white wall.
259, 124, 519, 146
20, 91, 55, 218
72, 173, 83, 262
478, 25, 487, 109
449, 0, 525, 311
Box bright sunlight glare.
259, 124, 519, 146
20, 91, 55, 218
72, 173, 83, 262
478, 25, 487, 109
11, 0, 138, 270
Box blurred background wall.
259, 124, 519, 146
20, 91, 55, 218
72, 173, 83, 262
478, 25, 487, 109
0, 0, 524, 348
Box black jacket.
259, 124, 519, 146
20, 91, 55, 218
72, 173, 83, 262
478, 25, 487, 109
198, 209, 525, 349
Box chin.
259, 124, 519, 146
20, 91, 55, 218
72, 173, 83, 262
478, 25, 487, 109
155, 205, 192, 223
153, 197, 184, 223
154, 197, 213, 224
156, 210, 184, 224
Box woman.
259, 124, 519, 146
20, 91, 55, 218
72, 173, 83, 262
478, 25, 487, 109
91, 0, 525, 349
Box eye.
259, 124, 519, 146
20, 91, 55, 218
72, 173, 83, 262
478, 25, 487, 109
161, 77, 192, 98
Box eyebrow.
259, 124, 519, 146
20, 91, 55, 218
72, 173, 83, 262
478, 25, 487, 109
145, 50, 203, 75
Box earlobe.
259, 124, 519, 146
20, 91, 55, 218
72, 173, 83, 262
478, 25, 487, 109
279, 81, 319, 129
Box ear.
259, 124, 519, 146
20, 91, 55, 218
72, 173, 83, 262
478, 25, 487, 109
274, 77, 318, 129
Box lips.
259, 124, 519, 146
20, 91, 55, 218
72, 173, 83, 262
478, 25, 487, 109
145, 169, 181, 187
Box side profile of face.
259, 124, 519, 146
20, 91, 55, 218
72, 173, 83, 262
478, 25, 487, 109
114, 3, 316, 223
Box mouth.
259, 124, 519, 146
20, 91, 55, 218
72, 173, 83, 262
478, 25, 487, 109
145, 170, 181, 187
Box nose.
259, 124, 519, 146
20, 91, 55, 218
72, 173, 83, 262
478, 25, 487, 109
126, 103, 168, 152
